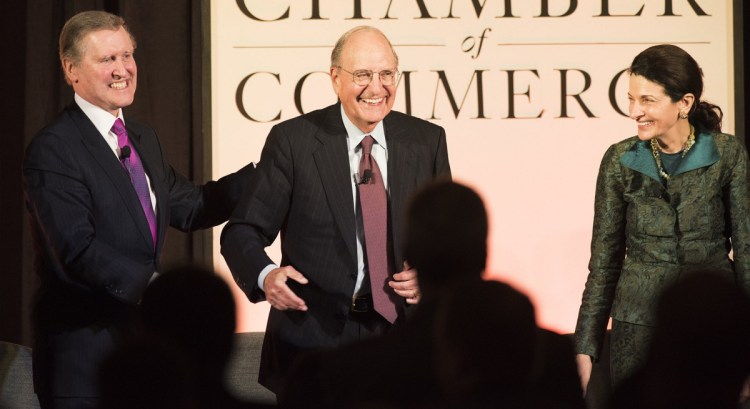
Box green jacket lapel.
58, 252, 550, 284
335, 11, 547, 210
619, 131, 720, 181
674, 131, 720, 175
620, 139, 662, 182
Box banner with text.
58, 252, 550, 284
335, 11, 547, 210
211, 0, 735, 332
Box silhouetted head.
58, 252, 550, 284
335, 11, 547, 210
139, 264, 236, 378
403, 180, 487, 295
434, 280, 537, 404
630, 272, 750, 409
98, 339, 195, 409
651, 272, 750, 377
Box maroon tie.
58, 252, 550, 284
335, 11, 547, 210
112, 118, 157, 250
358, 135, 398, 323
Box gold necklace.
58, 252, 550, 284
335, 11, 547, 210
650, 124, 695, 180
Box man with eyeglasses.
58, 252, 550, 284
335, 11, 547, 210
221, 25, 451, 396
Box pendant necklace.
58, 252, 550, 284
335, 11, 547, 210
650, 124, 695, 181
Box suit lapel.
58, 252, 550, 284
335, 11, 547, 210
69, 104, 156, 251
384, 114, 417, 266
313, 105, 358, 263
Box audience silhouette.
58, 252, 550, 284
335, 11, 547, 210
89, 187, 750, 409
611, 272, 750, 409
93, 181, 618, 408
98, 338, 196, 409
280, 180, 583, 408
433, 280, 537, 408
436, 279, 585, 409
99, 265, 275, 409
279, 179, 485, 407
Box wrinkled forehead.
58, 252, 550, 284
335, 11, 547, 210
79, 28, 133, 57
340, 31, 397, 69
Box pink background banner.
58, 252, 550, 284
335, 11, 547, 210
211, 0, 735, 333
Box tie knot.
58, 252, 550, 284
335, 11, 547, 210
112, 118, 128, 148
111, 118, 127, 136
360, 135, 374, 155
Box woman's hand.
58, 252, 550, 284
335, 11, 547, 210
576, 353, 594, 397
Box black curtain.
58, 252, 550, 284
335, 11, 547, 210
1, 0, 210, 346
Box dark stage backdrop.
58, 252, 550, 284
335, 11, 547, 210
0, 0, 747, 345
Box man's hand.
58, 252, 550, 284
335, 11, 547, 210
389, 262, 421, 304
576, 353, 593, 397
263, 266, 308, 311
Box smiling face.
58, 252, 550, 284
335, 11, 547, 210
330, 30, 397, 133
64, 27, 137, 116
628, 74, 693, 143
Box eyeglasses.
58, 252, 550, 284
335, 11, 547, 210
337, 67, 399, 86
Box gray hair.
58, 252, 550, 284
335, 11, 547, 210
59, 10, 136, 66
330, 26, 398, 68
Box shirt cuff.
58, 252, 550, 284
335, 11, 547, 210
258, 263, 278, 291
149, 271, 160, 284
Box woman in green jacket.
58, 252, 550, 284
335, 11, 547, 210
574, 44, 750, 393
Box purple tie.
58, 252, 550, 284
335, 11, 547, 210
112, 118, 157, 250
358, 135, 398, 324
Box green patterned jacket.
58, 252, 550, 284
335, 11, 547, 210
575, 131, 750, 359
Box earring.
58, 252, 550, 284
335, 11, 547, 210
679, 111, 688, 119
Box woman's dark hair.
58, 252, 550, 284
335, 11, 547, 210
629, 44, 722, 132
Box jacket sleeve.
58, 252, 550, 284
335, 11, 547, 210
574, 143, 627, 360
221, 124, 293, 302
724, 135, 750, 294
139, 128, 255, 232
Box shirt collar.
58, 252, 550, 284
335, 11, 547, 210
340, 105, 387, 151
75, 94, 125, 138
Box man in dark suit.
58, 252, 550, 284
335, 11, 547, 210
23, 11, 253, 409
221, 25, 451, 394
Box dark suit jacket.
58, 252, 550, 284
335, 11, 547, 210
23, 102, 253, 397
221, 103, 451, 392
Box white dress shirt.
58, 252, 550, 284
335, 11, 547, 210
257, 105, 389, 296
75, 94, 157, 212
